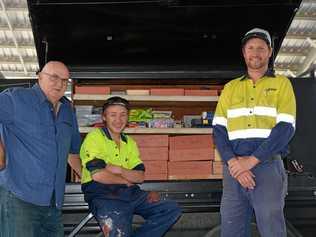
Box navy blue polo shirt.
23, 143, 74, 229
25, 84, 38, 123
0, 84, 81, 208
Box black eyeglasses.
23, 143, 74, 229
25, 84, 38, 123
40, 71, 70, 85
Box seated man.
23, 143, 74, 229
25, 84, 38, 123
80, 96, 181, 237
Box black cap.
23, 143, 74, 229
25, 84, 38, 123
103, 96, 130, 112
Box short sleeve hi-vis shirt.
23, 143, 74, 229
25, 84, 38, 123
80, 128, 144, 184
212, 73, 296, 163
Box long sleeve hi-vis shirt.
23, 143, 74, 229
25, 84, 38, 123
212, 73, 296, 163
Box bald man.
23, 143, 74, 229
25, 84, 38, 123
0, 61, 81, 237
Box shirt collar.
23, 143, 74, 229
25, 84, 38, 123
240, 68, 275, 81
32, 83, 68, 105
101, 127, 128, 143
32, 83, 47, 104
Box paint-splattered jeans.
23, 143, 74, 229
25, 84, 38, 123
0, 185, 64, 237
89, 190, 181, 237
220, 159, 288, 237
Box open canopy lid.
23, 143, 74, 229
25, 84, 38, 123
27, 0, 301, 78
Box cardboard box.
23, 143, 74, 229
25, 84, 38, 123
131, 135, 169, 147
144, 161, 168, 180
168, 161, 212, 180
168, 174, 213, 180
144, 173, 168, 181
213, 161, 224, 175
184, 89, 218, 96
75, 86, 110, 94
150, 88, 184, 96
169, 148, 214, 161
169, 135, 213, 150
144, 161, 168, 174
126, 89, 150, 95
139, 147, 168, 161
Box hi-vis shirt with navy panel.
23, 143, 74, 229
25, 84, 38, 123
212, 73, 296, 163
80, 127, 144, 184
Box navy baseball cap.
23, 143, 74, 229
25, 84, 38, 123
103, 96, 130, 112
241, 28, 272, 48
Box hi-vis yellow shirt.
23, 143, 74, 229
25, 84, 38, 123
212, 73, 296, 162
80, 128, 144, 184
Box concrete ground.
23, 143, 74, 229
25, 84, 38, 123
64, 212, 306, 237
64, 212, 218, 237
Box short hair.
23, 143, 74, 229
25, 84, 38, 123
102, 96, 130, 112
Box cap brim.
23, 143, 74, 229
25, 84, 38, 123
242, 34, 271, 47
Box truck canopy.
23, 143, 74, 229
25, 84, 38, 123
27, 0, 301, 77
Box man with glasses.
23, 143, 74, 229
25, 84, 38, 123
0, 61, 81, 237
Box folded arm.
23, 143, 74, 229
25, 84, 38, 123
106, 164, 145, 184
92, 167, 132, 186
87, 159, 144, 185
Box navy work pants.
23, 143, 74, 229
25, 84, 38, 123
220, 159, 288, 237
89, 190, 181, 237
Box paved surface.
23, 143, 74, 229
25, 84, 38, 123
65, 212, 308, 237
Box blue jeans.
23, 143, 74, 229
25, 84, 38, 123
0, 185, 64, 237
89, 190, 181, 237
220, 159, 288, 237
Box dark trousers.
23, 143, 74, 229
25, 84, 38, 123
0, 185, 63, 237
89, 190, 181, 237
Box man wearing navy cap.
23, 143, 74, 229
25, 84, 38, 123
80, 96, 181, 237
213, 28, 296, 237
